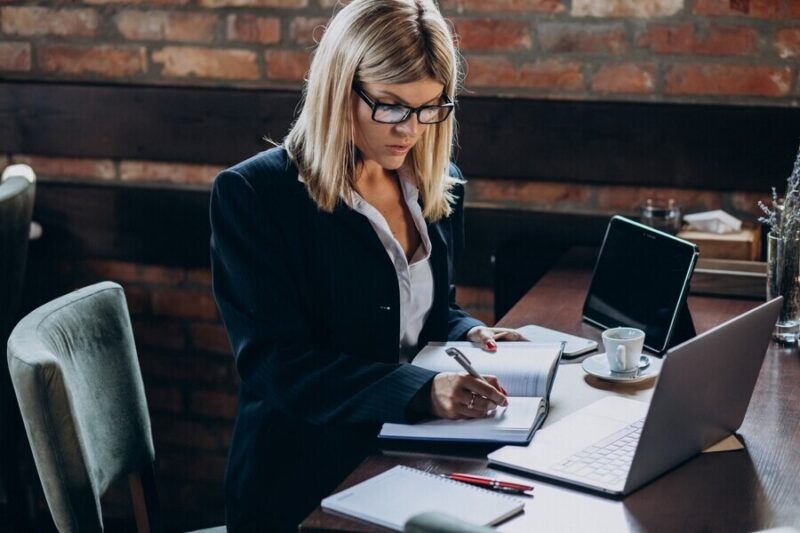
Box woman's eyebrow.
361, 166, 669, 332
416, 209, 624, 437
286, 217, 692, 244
375, 90, 441, 106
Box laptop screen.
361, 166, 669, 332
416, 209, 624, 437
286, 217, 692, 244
582, 216, 699, 354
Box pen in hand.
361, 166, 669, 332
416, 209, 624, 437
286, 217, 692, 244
445, 347, 509, 402
445, 347, 490, 384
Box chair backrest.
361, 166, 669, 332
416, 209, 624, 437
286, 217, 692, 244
6, 282, 155, 532
0, 166, 36, 342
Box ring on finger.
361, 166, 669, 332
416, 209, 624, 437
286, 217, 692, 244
468, 393, 476, 410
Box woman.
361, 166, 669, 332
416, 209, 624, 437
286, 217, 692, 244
210, 0, 521, 530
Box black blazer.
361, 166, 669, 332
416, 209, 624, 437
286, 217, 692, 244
210, 147, 483, 532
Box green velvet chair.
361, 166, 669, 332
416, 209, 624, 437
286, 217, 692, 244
6, 281, 225, 533
0, 163, 37, 530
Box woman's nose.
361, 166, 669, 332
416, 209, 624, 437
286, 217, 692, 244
394, 113, 420, 137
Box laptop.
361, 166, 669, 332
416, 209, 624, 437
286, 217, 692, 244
488, 297, 782, 496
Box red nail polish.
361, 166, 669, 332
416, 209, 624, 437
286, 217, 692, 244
487, 341, 497, 350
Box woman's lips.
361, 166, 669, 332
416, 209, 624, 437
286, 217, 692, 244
386, 145, 411, 155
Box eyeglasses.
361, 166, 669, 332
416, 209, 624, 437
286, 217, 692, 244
354, 86, 454, 125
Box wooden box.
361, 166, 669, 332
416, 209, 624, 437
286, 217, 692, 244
677, 227, 761, 261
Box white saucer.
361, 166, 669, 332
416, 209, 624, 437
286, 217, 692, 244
582, 353, 661, 383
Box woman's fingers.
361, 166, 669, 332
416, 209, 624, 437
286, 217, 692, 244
491, 328, 524, 341
464, 376, 507, 407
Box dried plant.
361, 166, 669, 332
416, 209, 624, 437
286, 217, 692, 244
760, 143, 800, 239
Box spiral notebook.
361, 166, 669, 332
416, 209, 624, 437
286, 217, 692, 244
321, 466, 525, 531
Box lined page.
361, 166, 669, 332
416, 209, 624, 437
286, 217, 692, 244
412, 342, 560, 397
321, 465, 524, 531
380, 396, 544, 443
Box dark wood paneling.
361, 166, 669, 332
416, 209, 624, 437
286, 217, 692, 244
32, 181, 609, 280
2, 80, 799, 189
34, 181, 211, 267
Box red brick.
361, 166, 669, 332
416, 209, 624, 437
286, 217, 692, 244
775, 27, 800, 58
75, 259, 185, 284
119, 160, 224, 185
152, 288, 218, 320
199, 0, 306, 6
187, 268, 212, 286
152, 416, 227, 450
152, 46, 259, 80
11, 155, 115, 180
264, 50, 311, 82
596, 186, 723, 212
226, 14, 280, 44
441, 0, 564, 13
453, 19, 532, 51
139, 352, 229, 383
693, 0, 783, 18
115, 10, 217, 42
190, 323, 231, 355
467, 178, 592, 207
0, 42, 30, 71
124, 286, 149, 316
133, 320, 187, 351
637, 23, 758, 55
791, 0, 800, 17
157, 452, 226, 482
730, 191, 769, 216
537, 23, 626, 54
665, 64, 792, 97
1, 7, 98, 37
39, 45, 147, 78
572, 0, 683, 17
465, 56, 584, 91
85, 0, 189, 4
592, 63, 656, 94
188, 390, 238, 420
289, 17, 327, 45
145, 385, 184, 414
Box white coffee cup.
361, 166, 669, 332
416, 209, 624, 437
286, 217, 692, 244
602, 327, 645, 372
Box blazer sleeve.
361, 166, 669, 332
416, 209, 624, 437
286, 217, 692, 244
446, 164, 485, 341
210, 169, 436, 427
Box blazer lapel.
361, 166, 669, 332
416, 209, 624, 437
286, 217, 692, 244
420, 220, 450, 343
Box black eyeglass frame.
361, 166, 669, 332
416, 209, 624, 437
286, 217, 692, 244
353, 86, 455, 125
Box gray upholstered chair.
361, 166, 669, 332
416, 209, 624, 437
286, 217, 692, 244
0, 163, 37, 530
6, 281, 225, 533
404, 512, 497, 532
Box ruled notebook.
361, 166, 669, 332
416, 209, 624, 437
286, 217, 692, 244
320, 466, 524, 531
378, 342, 563, 444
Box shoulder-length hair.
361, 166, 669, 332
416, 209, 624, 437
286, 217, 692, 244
284, 0, 462, 221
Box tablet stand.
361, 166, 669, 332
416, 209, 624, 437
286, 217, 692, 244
667, 299, 696, 350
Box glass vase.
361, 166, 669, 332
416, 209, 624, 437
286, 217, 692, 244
766, 232, 800, 343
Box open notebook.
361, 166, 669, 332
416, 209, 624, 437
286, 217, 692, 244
379, 341, 563, 444
321, 466, 524, 531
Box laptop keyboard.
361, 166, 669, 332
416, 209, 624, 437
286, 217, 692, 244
551, 418, 645, 485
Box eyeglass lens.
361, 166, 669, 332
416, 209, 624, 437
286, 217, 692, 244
373, 104, 450, 124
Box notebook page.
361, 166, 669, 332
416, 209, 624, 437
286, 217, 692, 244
321, 465, 524, 531
380, 396, 543, 442
412, 342, 560, 397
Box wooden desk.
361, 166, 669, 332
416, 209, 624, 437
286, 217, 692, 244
301, 255, 800, 532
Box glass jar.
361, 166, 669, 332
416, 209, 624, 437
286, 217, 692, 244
766, 231, 800, 344
640, 199, 682, 235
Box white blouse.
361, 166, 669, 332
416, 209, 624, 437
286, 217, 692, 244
345, 164, 435, 360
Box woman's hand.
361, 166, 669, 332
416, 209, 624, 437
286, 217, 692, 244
429, 373, 508, 419
466, 326, 525, 352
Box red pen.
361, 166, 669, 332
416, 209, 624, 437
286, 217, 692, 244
440, 472, 533, 494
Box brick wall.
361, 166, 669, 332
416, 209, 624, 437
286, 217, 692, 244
5, 0, 796, 528
1, 0, 798, 103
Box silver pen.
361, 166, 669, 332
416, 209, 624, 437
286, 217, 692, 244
445, 347, 491, 385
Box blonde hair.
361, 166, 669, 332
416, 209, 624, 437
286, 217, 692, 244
284, 0, 462, 221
